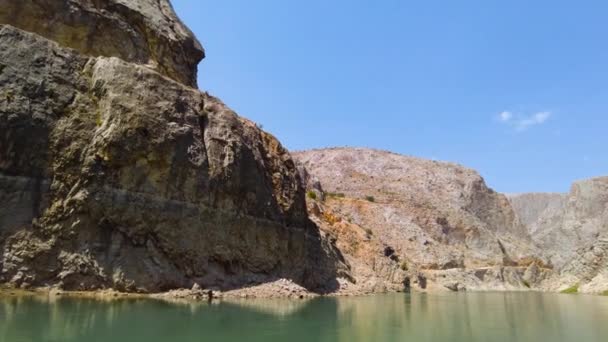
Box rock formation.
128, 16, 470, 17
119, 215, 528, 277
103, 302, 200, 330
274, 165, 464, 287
509, 177, 608, 294
0, 0, 204, 87
0, 1, 348, 293
294, 148, 549, 293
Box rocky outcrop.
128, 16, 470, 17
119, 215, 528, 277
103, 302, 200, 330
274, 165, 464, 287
0, 3, 348, 293
507, 193, 566, 232
509, 177, 608, 293
0, 0, 204, 87
294, 148, 548, 293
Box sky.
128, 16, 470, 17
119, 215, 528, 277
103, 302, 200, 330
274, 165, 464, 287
172, 0, 607, 193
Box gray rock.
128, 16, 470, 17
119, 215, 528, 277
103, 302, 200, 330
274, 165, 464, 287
510, 177, 608, 292
0, 25, 348, 293
0, 0, 204, 87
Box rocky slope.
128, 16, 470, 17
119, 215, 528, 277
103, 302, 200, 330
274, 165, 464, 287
294, 148, 550, 293
0, 1, 349, 294
509, 177, 608, 293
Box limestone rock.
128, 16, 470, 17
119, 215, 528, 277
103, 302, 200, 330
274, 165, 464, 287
0, 0, 204, 87
510, 177, 608, 292
0, 24, 347, 293
294, 148, 547, 292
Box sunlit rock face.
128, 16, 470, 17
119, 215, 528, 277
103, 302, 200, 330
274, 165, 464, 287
509, 177, 608, 293
0, 1, 349, 293
0, 0, 204, 87
294, 148, 548, 293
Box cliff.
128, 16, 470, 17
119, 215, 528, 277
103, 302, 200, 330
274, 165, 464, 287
0, 1, 348, 294
294, 148, 549, 293
509, 177, 608, 293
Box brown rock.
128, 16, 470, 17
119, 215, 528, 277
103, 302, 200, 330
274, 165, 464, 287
0, 0, 204, 87
0, 24, 347, 293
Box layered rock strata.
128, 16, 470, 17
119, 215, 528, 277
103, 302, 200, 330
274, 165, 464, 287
0, 2, 347, 294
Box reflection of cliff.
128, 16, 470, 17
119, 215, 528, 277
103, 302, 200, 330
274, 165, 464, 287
222, 298, 312, 317
331, 293, 608, 342
3, 294, 608, 341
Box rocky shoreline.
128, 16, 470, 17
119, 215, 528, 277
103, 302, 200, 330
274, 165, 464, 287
3, 280, 605, 305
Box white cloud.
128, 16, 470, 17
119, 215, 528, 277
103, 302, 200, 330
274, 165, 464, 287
499, 111, 512, 122
497, 111, 552, 132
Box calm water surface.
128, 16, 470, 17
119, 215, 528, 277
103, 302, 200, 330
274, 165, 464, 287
1, 292, 608, 342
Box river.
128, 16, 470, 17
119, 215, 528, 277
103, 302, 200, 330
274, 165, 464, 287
1, 292, 607, 341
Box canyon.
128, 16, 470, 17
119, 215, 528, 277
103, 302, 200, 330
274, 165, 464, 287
295, 148, 608, 295
0, 0, 606, 298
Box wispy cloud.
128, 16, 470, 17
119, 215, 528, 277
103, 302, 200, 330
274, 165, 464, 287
499, 111, 512, 122
497, 111, 552, 132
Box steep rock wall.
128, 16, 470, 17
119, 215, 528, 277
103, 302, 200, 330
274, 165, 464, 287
294, 148, 547, 292
0, 16, 346, 292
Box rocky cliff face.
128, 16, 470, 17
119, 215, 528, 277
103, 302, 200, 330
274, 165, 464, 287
0, 1, 348, 293
0, 0, 204, 87
509, 177, 608, 293
294, 148, 548, 293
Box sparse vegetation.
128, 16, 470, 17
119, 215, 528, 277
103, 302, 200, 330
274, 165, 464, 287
601, 290, 608, 296
327, 192, 346, 198
365, 195, 375, 202
365, 228, 373, 237
306, 191, 317, 200
400, 261, 408, 271
322, 211, 340, 226
560, 284, 579, 294
95, 110, 103, 126
522, 280, 531, 288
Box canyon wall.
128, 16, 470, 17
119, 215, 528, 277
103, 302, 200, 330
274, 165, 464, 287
0, 0, 348, 294
509, 177, 608, 293
294, 148, 551, 293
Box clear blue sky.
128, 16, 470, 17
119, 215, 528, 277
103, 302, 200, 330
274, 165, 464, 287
172, 0, 607, 193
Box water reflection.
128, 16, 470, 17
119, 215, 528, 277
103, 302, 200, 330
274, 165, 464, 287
1, 292, 607, 342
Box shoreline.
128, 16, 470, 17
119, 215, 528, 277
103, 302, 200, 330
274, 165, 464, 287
1, 285, 604, 304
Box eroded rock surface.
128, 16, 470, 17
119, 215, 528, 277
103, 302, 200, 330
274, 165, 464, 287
510, 177, 608, 293
0, 23, 347, 293
0, 0, 204, 87
294, 148, 548, 292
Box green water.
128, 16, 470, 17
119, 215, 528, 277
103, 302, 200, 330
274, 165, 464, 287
1, 292, 608, 342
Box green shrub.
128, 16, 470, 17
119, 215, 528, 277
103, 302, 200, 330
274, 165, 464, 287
522, 280, 531, 288
365, 196, 375, 202
400, 261, 408, 271
306, 191, 317, 200
560, 284, 579, 294
601, 290, 608, 296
